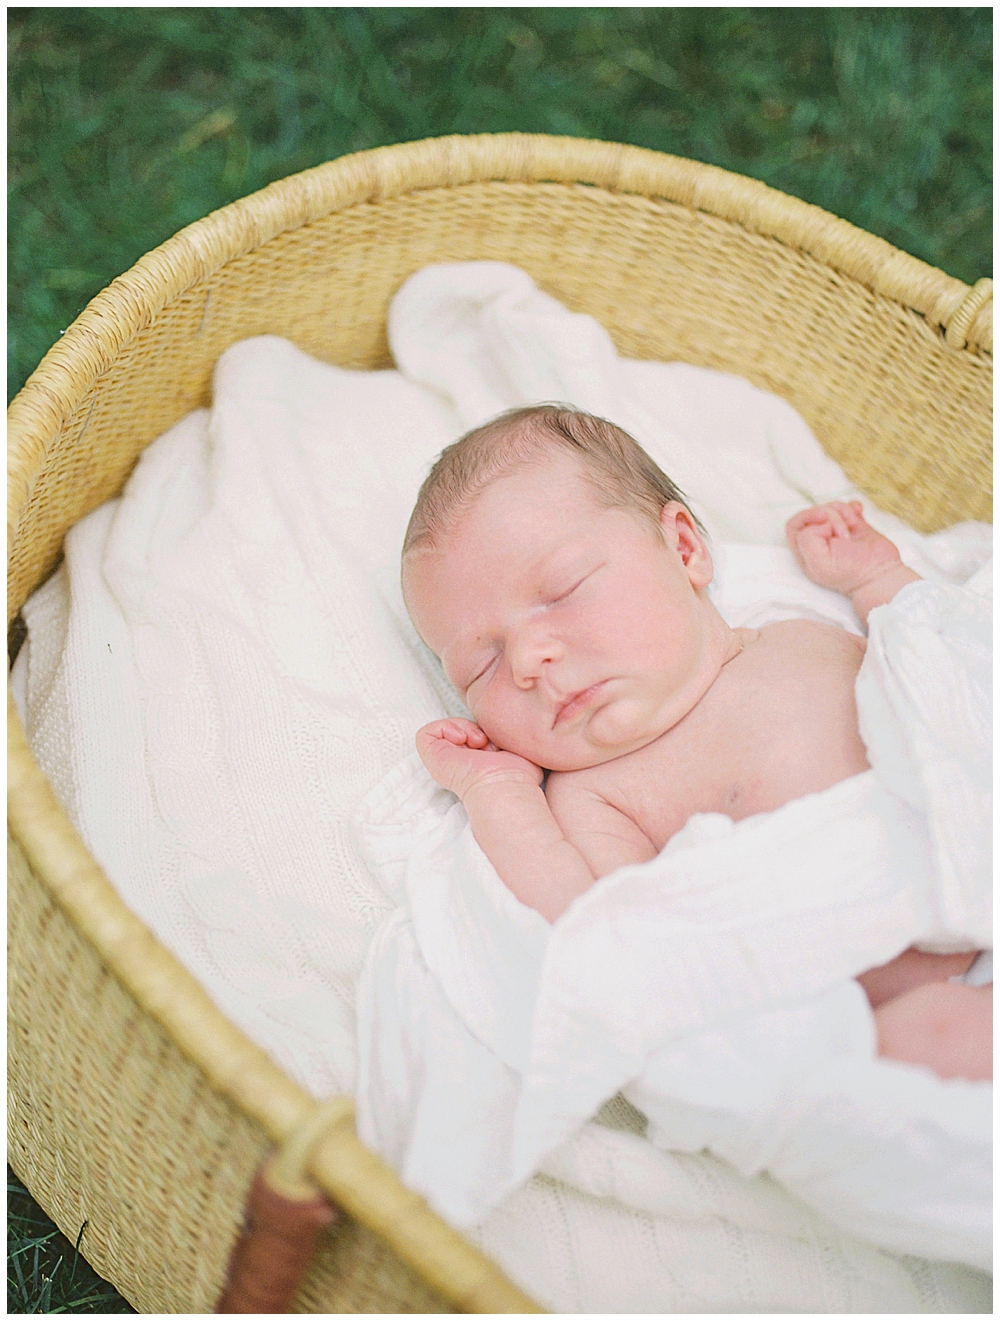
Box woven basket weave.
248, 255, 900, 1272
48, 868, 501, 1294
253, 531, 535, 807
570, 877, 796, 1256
7, 133, 993, 1314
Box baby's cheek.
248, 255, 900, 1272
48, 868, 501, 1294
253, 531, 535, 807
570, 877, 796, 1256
588, 696, 648, 747
473, 698, 527, 755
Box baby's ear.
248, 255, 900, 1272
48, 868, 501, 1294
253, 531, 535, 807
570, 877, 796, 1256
660, 503, 713, 588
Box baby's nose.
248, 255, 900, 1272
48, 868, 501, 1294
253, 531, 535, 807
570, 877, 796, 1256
509, 628, 563, 687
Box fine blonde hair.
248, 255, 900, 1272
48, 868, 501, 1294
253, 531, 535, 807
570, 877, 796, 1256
402, 404, 700, 556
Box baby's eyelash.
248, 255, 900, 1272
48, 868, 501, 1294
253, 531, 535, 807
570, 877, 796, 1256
467, 655, 497, 688
552, 570, 593, 602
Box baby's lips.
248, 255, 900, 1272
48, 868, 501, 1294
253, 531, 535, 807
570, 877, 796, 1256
553, 681, 607, 727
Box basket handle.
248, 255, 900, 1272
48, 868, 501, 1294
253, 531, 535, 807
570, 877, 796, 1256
215, 1099, 350, 1314
944, 277, 993, 350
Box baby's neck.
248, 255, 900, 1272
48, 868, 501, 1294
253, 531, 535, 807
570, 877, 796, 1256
653, 600, 746, 732
570, 607, 749, 772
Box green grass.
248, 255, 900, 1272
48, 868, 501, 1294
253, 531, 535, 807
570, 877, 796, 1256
7, 1169, 134, 1314
8, 7, 992, 403
6, 8, 992, 1311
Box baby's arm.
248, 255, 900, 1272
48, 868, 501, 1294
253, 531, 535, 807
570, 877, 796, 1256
416, 719, 654, 922
874, 981, 991, 1081
545, 772, 659, 878
786, 500, 920, 624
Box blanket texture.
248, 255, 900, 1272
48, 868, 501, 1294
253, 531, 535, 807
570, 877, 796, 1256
12, 262, 992, 1311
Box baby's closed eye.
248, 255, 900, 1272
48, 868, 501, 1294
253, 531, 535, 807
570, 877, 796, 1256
548, 575, 587, 604
466, 655, 498, 689
544, 560, 605, 605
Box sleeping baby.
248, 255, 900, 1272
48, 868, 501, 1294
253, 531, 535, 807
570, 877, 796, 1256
401, 405, 991, 1084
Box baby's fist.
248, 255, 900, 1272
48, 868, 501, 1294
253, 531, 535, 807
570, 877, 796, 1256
416, 718, 543, 801
786, 501, 903, 598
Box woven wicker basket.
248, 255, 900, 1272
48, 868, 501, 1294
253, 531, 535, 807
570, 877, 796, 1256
8, 133, 992, 1314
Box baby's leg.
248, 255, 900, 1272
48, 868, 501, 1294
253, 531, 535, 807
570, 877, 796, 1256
856, 946, 977, 1008
874, 981, 992, 1081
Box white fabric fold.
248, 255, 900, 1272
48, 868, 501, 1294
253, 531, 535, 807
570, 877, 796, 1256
858, 582, 992, 944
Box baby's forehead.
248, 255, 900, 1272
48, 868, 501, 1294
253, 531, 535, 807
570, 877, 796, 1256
458, 448, 606, 522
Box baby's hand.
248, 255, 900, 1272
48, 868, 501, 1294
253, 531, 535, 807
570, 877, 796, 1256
786, 501, 906, 597
416, 718, 544, 802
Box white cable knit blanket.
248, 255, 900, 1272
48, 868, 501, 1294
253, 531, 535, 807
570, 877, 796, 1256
11, 263, 992, 1311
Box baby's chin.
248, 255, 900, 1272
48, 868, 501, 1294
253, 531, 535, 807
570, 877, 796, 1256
484, 731, 628, 775
535, 708, 667, 773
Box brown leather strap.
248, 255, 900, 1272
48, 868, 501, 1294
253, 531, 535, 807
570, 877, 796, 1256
216, 1099, 352, 1313
215, 1165, 337, 1313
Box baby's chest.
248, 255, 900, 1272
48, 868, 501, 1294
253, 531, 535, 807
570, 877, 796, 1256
608, 638, 869, 847
600, 733, 741, 849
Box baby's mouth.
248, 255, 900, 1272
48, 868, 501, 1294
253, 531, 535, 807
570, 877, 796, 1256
553, 682, 607, 728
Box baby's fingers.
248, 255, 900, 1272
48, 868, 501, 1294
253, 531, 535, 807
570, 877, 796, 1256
827, 500, 867, 534
827, 505, 852, 539
787, 502, 857, 542
438, 718, 489, 748
786, 506, 831, 535
418, 719, 460, 745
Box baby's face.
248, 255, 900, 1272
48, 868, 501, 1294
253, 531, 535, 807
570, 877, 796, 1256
403, 450, 718, 772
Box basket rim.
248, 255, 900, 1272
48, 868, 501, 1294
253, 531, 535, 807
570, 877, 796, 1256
5, 131, 992, 1313
7, 692, 542, 1313
7, 131, 992, 567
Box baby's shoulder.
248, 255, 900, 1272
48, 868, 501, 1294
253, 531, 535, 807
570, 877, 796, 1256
545, 739, 661, 818
545, 760, 613, 808
545, 759, 660, 873
759, 617, 866, 657
544, 756, 639, 823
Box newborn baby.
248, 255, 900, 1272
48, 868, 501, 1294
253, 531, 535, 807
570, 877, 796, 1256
402, 405, 990, 1082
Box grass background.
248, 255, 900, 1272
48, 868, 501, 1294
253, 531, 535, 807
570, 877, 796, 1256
7, 1170, 134, 1314
6, 6, 992, 1312
9, 7, 992, 405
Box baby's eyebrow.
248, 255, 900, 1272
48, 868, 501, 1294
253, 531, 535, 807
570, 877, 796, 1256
542, 540, 599, 577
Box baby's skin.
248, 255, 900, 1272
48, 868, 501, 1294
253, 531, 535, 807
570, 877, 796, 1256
403, 449, 990, 1082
